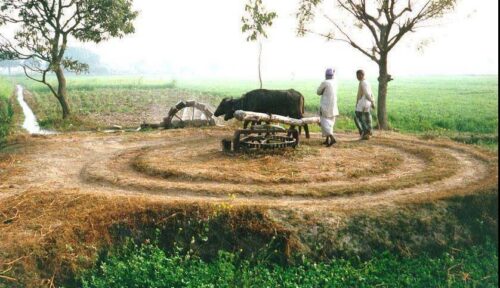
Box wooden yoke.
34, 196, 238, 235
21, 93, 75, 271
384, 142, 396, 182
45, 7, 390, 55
233, 110, 320, 127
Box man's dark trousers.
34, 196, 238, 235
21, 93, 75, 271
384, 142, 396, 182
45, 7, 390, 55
354, 111, 372, 135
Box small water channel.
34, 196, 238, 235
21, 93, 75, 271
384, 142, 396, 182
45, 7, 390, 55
16, 85, 54, 135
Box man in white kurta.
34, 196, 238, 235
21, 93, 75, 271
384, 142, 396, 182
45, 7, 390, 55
354, 69, 375, 140
316, 68, 339, 146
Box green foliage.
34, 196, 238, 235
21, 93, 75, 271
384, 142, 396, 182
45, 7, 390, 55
296, 0, 322, 36
0, 77, 13, 146
72, 0, 138, 42
81, 239, 498, 288
0, 0, 138, 49
241, 0, 277, 42
61, 58, 90, 75
0, 79, 12, 100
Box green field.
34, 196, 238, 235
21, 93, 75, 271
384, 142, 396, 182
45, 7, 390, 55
180, 76, 499, 135
0, 78, 14, 145
11, 75, 499, 137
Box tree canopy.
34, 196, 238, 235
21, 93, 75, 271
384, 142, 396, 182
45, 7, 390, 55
0, 0, 138, 118
296, 0, 457, 129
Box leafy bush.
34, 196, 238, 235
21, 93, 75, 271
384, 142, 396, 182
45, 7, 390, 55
81, 239, 498, 288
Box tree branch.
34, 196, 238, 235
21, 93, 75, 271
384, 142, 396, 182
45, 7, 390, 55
23, 65, 58, 98
322, 14, 379, 62
336, 0, 382, 49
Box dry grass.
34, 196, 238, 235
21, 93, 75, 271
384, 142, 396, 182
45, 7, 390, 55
83, 133, 470, 198
132, 140, 404, 185
0, 189, 299, 287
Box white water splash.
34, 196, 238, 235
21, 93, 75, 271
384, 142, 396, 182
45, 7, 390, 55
16, 85, 54, 135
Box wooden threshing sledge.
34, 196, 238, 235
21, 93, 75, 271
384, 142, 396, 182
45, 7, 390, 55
226, 110, 320, 151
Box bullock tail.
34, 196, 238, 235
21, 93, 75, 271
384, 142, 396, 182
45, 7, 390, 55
299, 94, 310, 138
300, 94, 305, 117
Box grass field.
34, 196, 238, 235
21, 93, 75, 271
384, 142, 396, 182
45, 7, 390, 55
13, 75, 498, 137
0, 78, 14, 145
182, 76, 499, 135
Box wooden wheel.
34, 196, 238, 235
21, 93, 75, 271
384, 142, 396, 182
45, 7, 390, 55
163, 100, 216, 129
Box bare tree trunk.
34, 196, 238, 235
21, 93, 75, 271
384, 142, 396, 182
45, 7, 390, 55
377, 54, 392, 130
55, 66, 70, 119
258, 42, 263, 89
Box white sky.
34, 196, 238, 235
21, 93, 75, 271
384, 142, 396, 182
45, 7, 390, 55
74, 0, 498, 79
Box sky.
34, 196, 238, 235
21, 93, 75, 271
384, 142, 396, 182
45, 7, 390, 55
69, 0, 498, 80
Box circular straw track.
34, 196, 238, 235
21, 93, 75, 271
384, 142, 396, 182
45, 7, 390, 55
78, 129, 497, 208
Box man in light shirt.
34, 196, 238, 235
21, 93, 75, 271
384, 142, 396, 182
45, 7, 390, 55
316, 68, 339, 147
354, 70, 375, 140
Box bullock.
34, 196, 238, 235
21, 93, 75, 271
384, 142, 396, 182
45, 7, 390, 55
214, 89, 310, 138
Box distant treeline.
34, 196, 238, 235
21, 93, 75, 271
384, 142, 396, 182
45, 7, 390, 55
0, 47, 109, 76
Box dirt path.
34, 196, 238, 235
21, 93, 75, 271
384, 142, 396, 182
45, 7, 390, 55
1, 128, 497, 212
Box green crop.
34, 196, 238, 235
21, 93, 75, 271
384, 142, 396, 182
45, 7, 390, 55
0, 78, 14, 146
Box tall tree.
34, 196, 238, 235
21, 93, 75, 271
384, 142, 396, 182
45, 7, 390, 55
297, 0, 456, 129
0, 0, 138, 119
242, 0, 277, 89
